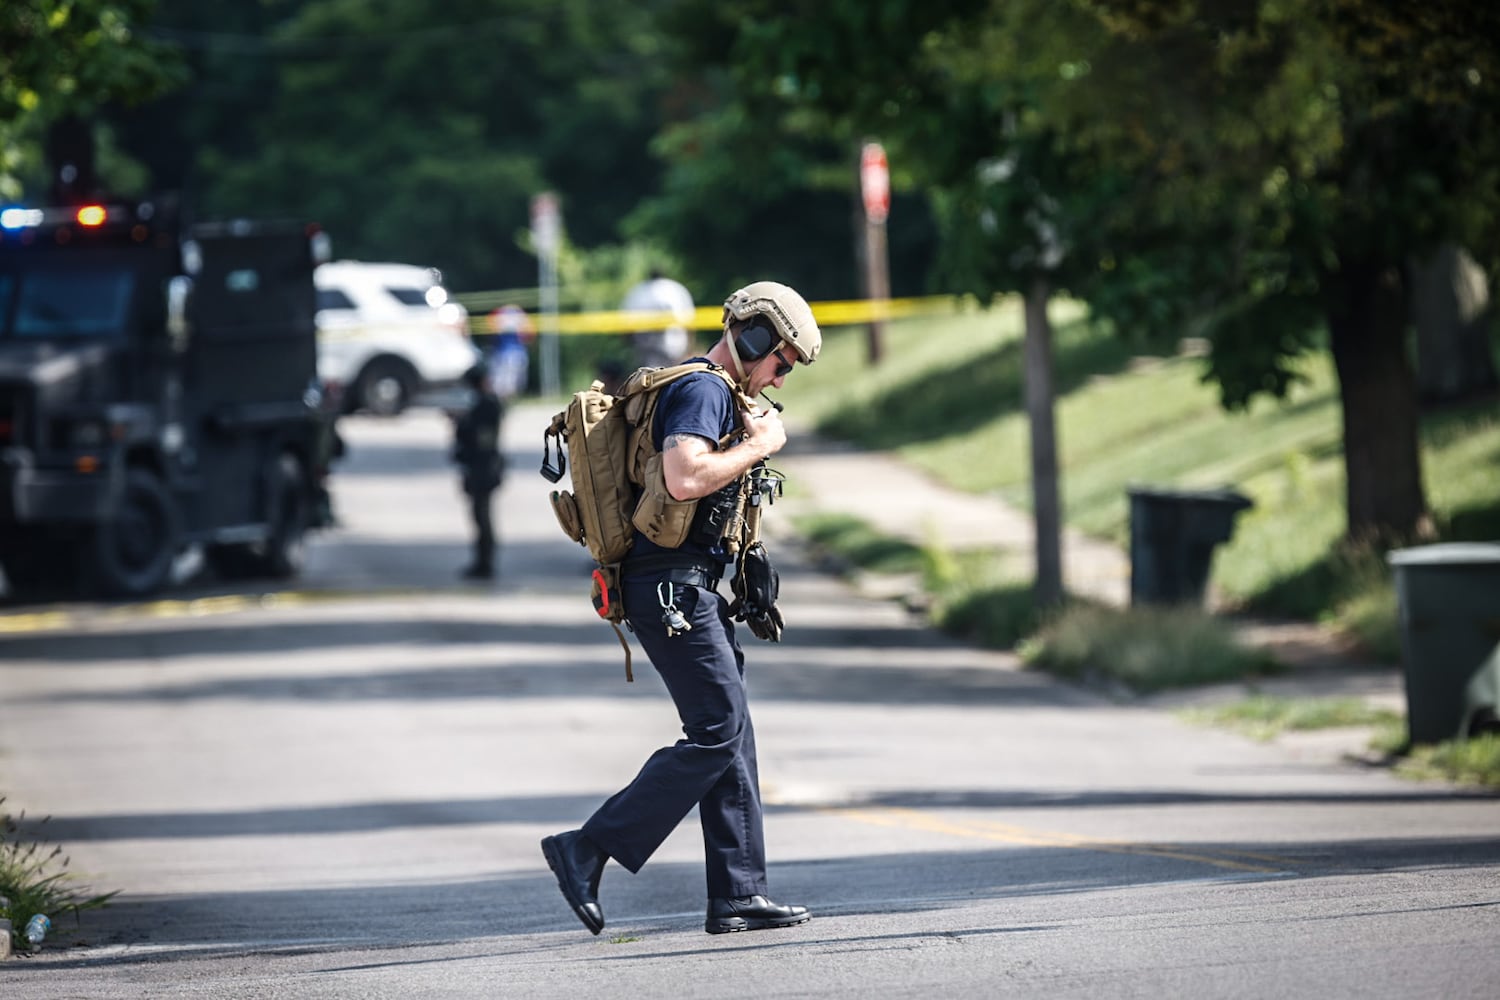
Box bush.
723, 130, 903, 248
795, 513, 928, 576
933, 580, 1044, 651
1020, 604, 1280, 693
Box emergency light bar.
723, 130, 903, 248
1, 203, 135, 231
0, 208, 44, 229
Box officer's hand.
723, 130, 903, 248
743, 406, 787, 459
746, 604, 784, 642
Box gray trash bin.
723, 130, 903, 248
1128, 486, 1253, 607
1388, 542, 1500, 744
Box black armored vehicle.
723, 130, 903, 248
0, 200, 336, 599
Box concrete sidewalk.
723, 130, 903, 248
767, 420, 1405, 714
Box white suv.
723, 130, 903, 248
314, 260, 479, 415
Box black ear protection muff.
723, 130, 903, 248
735, 317, 779, 362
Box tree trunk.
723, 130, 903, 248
1024, 275, 1064, 607
1407, 244, 1498, 406
1323, 258, 1430, 542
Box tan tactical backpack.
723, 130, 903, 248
541, 362, 744, 678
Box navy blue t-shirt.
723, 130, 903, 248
625, 361, 738, 568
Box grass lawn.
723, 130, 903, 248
778, 299, 1500, 655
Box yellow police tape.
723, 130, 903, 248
467, 295, 960, 336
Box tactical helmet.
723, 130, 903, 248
722, 281, 821, 364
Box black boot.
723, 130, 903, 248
540, 830, 607, 935
705, 895, 811, 935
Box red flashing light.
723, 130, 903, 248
76, 205, 107, 227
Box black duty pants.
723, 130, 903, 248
581, 577, 768, 899
466, 485, 495, 570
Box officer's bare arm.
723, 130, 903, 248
662, 412, 785, 500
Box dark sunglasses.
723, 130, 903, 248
772, 348, 795, 378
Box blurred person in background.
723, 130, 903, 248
621, 268, 695, 369
451, 363, 504, 579
486, 303, 535, 402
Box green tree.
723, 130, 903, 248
628, 1, 942, 302
656, 0, 1155, 603
1056, 0, 1500, 540
107, 0, 301, 201
0, 0, 180, 200
669, 0, 1500, 542
112, 0, 676, 292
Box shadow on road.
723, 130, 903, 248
11, 837, 1500, 972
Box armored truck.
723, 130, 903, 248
0, 200, 336, 600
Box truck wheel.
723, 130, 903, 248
90, 468, 180, 598
354, 358, 414, 416
205, 453, 310, 581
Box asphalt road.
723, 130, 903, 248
1, 405, 1497, 999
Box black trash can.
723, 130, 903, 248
1388, 542, 1500, 744
1128, 486, 1254, 607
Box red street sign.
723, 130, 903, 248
531, 191, 560, 255
860, 142, 890, 225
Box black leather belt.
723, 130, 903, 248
623, 554, 723, 591
653, 567, 720, 590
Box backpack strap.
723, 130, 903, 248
610, 622, 633, 683
620, 361, 715, 397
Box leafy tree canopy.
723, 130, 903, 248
94, 0, 676, 291
669, 0, 1500, 536
0, 0, 180, 199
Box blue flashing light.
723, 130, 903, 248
1, 207, 44, 230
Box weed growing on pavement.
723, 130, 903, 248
0, 799, 116, 952
1020, 604, 1280, 693
1178, 695, 1402, 741
1201, 708, 1500, 790
1367, 716, 1410, 757
1394, 733, 1500, 789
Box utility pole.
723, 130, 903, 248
531, 192, 562, 398
859, 141, 890, 365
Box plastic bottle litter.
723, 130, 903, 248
24, 913, 50, 946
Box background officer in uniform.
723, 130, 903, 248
542, 281, 821, 936
621, 267, 696, 369
451, 362, 503, 579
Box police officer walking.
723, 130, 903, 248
541, 281, 821, 936
451, 362, 504, 579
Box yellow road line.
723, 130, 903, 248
0, 611, 74, 633
826, 805, 1294, 875
0, 589, 410, 635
